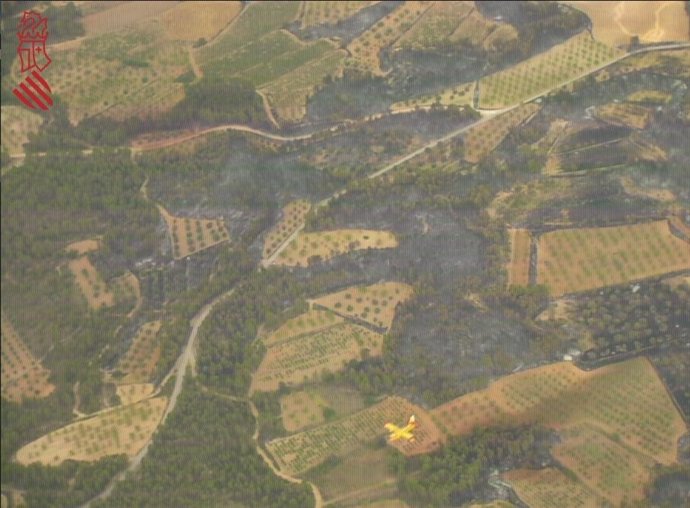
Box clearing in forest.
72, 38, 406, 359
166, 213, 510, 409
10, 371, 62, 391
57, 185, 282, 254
158, 205, 230, 259
310, 282, 414, 330
16, 397, 167, 466
162, 1, 242, 41
263, 309, 344, 346
536, 220, 690, 297
508, 229, 531, 287
114, 321, 162, 385
562, 1, 689, 48
65, 238, 101, 255
593, 102, 652, 129
68, 256, 115, 309
1, 314, 54, 403
116, 383, 155, 405
274, 229, 398, 268
251, 323, 383, 393
432, 357, 686, 506
626, 89, 672, 105
280, 386, 365, 433
263, 200, 312, 260
266, 396, 443, 475
503, 467, 602, 508
463, 103, 540, 163
478, 32, 623, 109
345, 1, 433, 76
0, 106, 42, 157
297, 1, 379, 28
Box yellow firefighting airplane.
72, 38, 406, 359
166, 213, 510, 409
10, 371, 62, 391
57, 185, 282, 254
384, 415, 417, 442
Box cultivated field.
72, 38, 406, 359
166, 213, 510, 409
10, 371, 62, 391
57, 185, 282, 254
536, 220, 690, 296
280, 386, 364, 433
463, 103, 540, 163
432, 358, 686, 505
0, 106, 42, 157
563, 1, 689, 47
1, 314, 54, 403
593, 102, 652, 129
345, 1, 433, 75
16, 397, 167, 466
116, 383, 155, 406
251, 323, 383, 393
478, 32, 623, 109
391, 82, 475, 111
508, 229, 531, 287
310, 282, 414, 330
297, 1, 379, 28
158, 205, 230, 259
263, 309, 343, 346
503, 467, 602, 508
274, 229, 398, 267
394, 1, 473, 50
36, 23, 190, 123
266, 396, 442, 475
263, 200, 312, 259
162, 1, 242, 41
68, 256, 115, 309
448, 7, 518, 51
114, 321, 162, 385
81, 1, 179, 36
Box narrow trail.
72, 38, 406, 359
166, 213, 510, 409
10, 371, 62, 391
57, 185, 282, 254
257, 89, 281, 130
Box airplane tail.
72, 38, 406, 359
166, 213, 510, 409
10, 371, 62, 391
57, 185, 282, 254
408, 415, 416, 429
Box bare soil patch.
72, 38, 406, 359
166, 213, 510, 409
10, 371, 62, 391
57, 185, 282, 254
65, 238, 101, 255
508, 228, 531, 287
116, 383, 154, 405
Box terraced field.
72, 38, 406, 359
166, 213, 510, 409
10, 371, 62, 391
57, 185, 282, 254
251, 323, 383, 393
263, 200, 312, 260
158, 205, 230, 259
16, 397, 167, 466
274, 229, 398, 267
593, 102, 653, 129
266, 396, 442, 475
345, 1, 432, 75
0, 106, 42, 156
537, 220, 690, 296
432, 358, 687, 506
463, 103, 540, 163
68, 256, 115, 309
508, 229, 531, 287
114, 321, 162, 385
263, 309, 344, 347
478, 32, 623, 109
297, 1, 379, 28
310, 282, 414, 330
503, 467, 602, 508
1, 314, 54, 403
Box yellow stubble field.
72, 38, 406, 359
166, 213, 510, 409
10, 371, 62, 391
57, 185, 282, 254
162, 1, 243, 41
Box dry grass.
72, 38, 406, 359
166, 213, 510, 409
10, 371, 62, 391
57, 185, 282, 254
298, 1, 379, 28
163, 1, 242, 41
115, 321, 162, 385
263, 309, 344, 347
82, 1, 179, 35
626, 89, 673, 104
274, 229, 398, 267
65, 238, 101, 255
158, 205, 230, 259
508, 229, 531, 287
594, 102, 652, 129
251, 323, 383, 393
536, 220, 690, 297
16, 397, 167, 465
478, 32, 622, 109
280, 390, 327, 432
563, 1, 689, 48
263, 200, 312, 259
1, 314, 55, 403
535, 298, 575, 322
503, 467, 602, 508
266, 396, 443, 475
310, 282, 414, 331
620, 176, 675, 202
0, 106, 43, 157
116, 383, 154, 405
68, 256, 115, 309
346, 1, 433, 76
464, 103, 541, 163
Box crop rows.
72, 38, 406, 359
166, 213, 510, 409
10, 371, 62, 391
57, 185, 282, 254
537, 220, 690, 296
263, 200, 311, 259
115, 321, 162, 384
264, 309, 343, 346
158, 205, 230, 259
504, 467, 602, 508
68, 256, 115, 309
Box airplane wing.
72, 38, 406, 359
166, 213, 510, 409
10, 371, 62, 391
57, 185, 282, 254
384, 423, 399, 432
